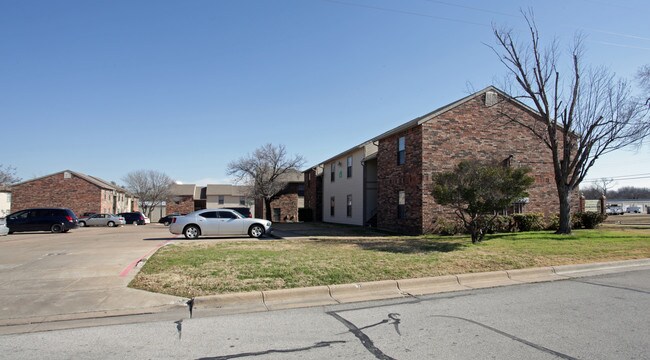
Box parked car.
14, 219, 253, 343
169, 209, 272, 239
223, 207, 252, 218
607, 206, 624, 215
626, 206, 641, 214
5, 208, 78, 234
158, 214, 183, 226
78, 213, 125, 227
117, 212, 147, 225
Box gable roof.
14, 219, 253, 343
170, 184, 197, 197
370, 85, 539, 142
206, 184, 250, 196
12, 170, 129, 193
305, 86, 539, 171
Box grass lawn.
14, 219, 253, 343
129, 228, 650, 298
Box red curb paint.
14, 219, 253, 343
120, 240, 172, 277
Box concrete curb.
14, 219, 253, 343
263, 286, 337, 310
397, 275, 468, 295
552, 258, 650, 278
190, 259, 650, 314
195, 291, 267, 313
456, 270, 519, 288
506, 267, 562, 283
329, 280, 404, 303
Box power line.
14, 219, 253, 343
583, 173, 650, 183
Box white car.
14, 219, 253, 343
169, 209, 272, 239
78, 213, 126, 227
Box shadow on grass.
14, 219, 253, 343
311, 238, 467, 254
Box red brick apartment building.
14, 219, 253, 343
10, 170, 138, 217
304, 86, 578, 234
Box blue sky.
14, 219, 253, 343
2, 0, 648, 190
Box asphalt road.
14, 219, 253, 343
1, 268, 648, 359
0, 225, 183, 323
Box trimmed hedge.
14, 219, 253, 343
512, 213, 545, 232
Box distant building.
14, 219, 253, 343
166, 174, 305, 223
9, 170, 138, 217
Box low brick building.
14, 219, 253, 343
254, 171, 305, 222
305, 86, 579, 234
9, 170, 138, 217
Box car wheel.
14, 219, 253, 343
184, 225, 200, 239
248, 224, 265, 238
164, 221, 170, 226
51, 224, 63, 233
79, 221, 86, 227
107, 221, 115, 227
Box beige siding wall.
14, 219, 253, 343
323, 148, 366, 225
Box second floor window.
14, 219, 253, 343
347, 156, 353, 178
331, 163, 336, 182
398, 136, 406, 165
218, 195, 224, 205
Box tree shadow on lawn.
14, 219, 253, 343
310, 238, 467, 254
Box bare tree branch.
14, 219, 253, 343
491, 11, 650, 234
227, 144, 305, 220
122, 170, 174, 218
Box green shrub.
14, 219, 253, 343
432, 218, 463, 236
546, 214, 560, 231
571, 212, 583, 229
512, 213, 545, 232
575, 211, 607, 229
487, 215, 515, 233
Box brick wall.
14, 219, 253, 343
377, 94, 579, 234
377, 126, 423, 234
254, 183, 301, 222
10, 173, 101, 217
303, 170, 323, 221
166, 195, 194, 215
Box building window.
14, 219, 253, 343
347, 194, 352, 217
330, 196, 335, 216
218, 195, 224, 205
239, 196, 246, 205
331, 163, 336, 182
397, 191, 406, 219
347, 156, 353, 178
397, 136, 406, 165
297, 184, 305, 197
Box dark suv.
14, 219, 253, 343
117, 212, 146, 225
5, 208, 78, 234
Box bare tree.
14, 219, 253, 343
638, 64, 650, 106
594, 178, 616, 197
490, 11, 650, 234
122, 170, 174, 218
227, 144, 305, 221
0, 165, 21, 186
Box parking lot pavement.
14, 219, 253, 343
0, 225, 185, 329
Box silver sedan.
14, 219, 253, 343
78, 213, 126, 227
169, 209, 272, 239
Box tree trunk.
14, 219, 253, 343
264, 198, 272, 221
556, 186, 572, 234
